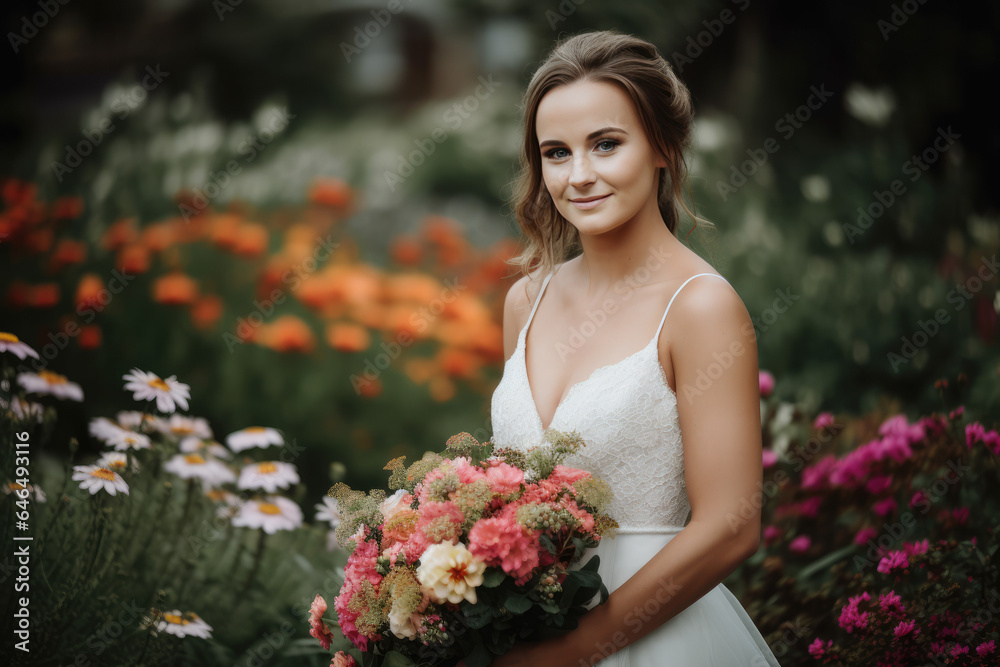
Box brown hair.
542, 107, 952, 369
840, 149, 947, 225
506, 29, 713, 281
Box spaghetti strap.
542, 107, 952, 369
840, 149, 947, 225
653, 272, 729, 343
523, 270, 556, 335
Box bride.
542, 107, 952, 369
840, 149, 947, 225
485, 30, 781, 666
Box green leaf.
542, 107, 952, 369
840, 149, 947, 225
463, 641, 493, 667
382, 651, 416, 667
504, 592, 533, 614
482, 567, 506, 588
463, 603, 494, 629
799, 543, 857, 580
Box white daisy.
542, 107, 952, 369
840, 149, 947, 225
314, 495, 342, 527
96, 451, 140, 474
158, 414, 213, 440
1, 396, 44, 423
226, 426, 283, 453
205, 489, 243, 518
105, 427, 152, 452
17, 370, 84, 401
237, 461, 299, 493
122, 368, 190, 413
115, 410, 166, 432
163, 454, 236, 487
155, 610, 213, 639
0, 332, 39, 360
4, 481, 46, 502
231, 495, 303, 534
179, 436, 232, 460
71, 465, 130, 496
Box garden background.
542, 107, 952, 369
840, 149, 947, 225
1, 0, 998, 665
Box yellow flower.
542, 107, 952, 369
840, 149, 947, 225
416, 541, 485, 605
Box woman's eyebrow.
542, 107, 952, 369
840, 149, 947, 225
539, 126, 628, 149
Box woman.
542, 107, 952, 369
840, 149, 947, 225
487, 30, 781, 666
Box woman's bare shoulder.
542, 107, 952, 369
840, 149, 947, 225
501, 263, 561, 361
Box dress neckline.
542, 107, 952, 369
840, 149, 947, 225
519, 266, 725, 433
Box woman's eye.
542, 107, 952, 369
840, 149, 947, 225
544, 140, 617, 160
597, 139, 618, 152
545, 147, 568, 159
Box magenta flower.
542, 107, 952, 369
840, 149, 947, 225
759, 371, 775, 397
838, 591, 871, 633
854, 526, 878, 546
865, 474, 893, 495
909, 490, 928, 508
763, 525, 783, 546
976, 640, 996, 657
877, 550, 909, 574
893, 619, 917, 638
807, 638, 832, 657
789, 535, 811, 553
762, 449, 778, 468
873, 496, 897, 516
813, 411, 835, 431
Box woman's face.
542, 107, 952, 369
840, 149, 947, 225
535, 78, 666, 236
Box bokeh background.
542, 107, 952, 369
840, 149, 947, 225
2, 1, 999, 665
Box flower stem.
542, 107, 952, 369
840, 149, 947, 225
241, 530, 268, 595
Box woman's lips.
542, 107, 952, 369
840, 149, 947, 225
570, 194, 611, 210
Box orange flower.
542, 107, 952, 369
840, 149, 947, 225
78, 325, 101, 349
436, 347, 479, 380
260, 315, 315, 353
232, 223, 269, 257
295, 274, 331, 309
49, 239, 87, 271
208, 213, 242, 251
428, 375, 455, 402
153, 272, 199, 305
190, 295, 223, 330
26, 228, 53, 254
325, 322, 370, 352
390, 236, 423, 266
6, 281, 30, 307
117, 244, 150, 274
142, 222, 176, 253
101, 218, 139, 251
403, 358, 437, 385
357, 376, 382, 398
28, 283, 60, 308
2, 179, 36, 207
75, 274, 105, 311
308, 178, 353, 208
384, 274, 441, 303
51, 196, 84, 220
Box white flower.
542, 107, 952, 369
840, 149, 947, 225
164, 454, 236, 487
388, 600, 419, 640
179, 436, 231, 459
314, 495, 342, 527
205, 489, 243, 519
416, 541, 485, 605
0, 332, 39, 360
97, 451, 140, 474
89, 418, 152, 451
122, 368, 190, 413
116, 410, 166, 432
844, 82, 896, 127
158, 414, 212, 439
231, 495, 303, 534
237, 461, 299, 493
18, 370, 84, 401
226, 426, 283, 453
4, 481, 46, 502
1, 396, 44, 423
71, 465, 129, 496
380, 488, 410, 522
155, 610, 213, 639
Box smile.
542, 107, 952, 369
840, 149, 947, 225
570, 194, 612, 210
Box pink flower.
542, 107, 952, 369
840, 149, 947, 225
951, 644, 969, 657
866, 474, 893, 495
838, 591, 870, 633
878, 590, 906, 616
948, 405, 964, 420
966, 422, 986, 448
799, 496, 822, 518
789, 535, 811, 553
548, 464, 591, 487
763, 525, 782, 546
877, 550, 909, 574
802, 455, 836, 490
976, 640, 996, 657
468, 516, 540, 581
807, 638, 832, 657
451, 457, 486, 485
813, 412, 835, 431
854, 526, 878, 546
902, 539, 928, 557
878, 414, 925, 444
909, 491, 928, 508
309, 594, 335, 650
952, 507, 969, 525
893, 620, 917, 638
873, 497, 897, 517
762, 449, 778, 468
331, 652, 357, 667
484, 462, 524, 496
759, 371, 775, 397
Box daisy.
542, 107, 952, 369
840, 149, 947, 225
155, 610, 213, 639
17, 370, 84, 401
231, 495, 303, 534
72, 465, 129, 496
1, 396, 44, 423
4, 481, 46, 502
158, 414, 212, 440
226, 426, 283, 453
314, 495, 342, 527
122, 368, 190, 413
205, 489, 243, 518
101, 425, 152, 452
237, 461, 299, 493
0, 332, 39, 360
179, 436, 232, 459
116, 410, 166, 432
163, 454, 236, 487
96, 451, 140, 474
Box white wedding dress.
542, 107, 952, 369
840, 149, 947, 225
490, 269, 781, 666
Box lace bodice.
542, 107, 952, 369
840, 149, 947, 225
490, 270, 730, 533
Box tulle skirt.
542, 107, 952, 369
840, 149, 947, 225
577, 528, 782, 667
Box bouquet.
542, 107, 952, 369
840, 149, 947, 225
309, 429, 618, 666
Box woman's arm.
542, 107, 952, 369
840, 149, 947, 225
494, 278, 764, 667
